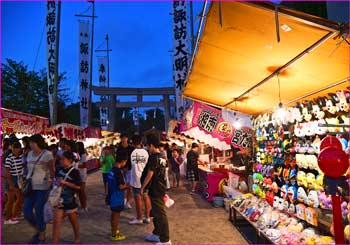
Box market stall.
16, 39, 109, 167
182, 1, 349, 244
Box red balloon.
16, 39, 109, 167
318, 146, 349, 178
320, 136, 342, 151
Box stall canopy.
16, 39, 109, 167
1, 108, 50, 135
183, 2, 349, 115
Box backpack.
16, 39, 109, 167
106, 169, 124, 208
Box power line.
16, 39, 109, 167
33, 22, 46, 71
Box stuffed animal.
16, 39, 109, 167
318, 191, 332, 209
306, 173, 316, 189
307, 190, 319, 208
336, 90, 349, 112
316, 174, 324, 191
341, 201, 348, 219
302, 103, 313, 122
326, 93, 338, 115
297, 171, 307, 187
294, 123, 305, 137
315, 97, 326, 119
344, 225, 349, 241
312, 136, 321, 154
312, 101, 323, 120
292, 107, 303, 123
297, 187, 308, 203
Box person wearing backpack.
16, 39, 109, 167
141, 134, 171, 245
52, 151, 81, 244
106, 153, 129, 241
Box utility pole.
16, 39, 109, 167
53, 1, 61, 125
189, 1, 195, 52
75, 1, 97, 127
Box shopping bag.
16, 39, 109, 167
44, 201, 53, 224
163, 194, 175, 208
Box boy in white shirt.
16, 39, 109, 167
128, 135, 151, 225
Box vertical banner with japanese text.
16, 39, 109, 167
173, 1, 189, 120
46, 1, 58, 124
97, 56, 108, 130
79, 21, 91, 128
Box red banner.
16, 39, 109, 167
84, 127, 101, 139
50, 123, 85, 140
1, 108, 50, 135
181, 102, 252, 150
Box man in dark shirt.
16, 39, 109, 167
141, 134, 170, 244
116, 134, 134, 209
186, 143, 204, 194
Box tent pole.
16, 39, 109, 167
223, 31, 336, 108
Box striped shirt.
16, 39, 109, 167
5, 153, 24, 176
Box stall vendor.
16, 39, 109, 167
186, 143, 206, 194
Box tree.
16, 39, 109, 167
139, 108, 165, 133
1, 58, 70, 118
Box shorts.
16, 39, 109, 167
4, 176, 20, 190
133, 187, 141, 197
56, 208, 78, 214
110, 206, 124, 212
102, 173, 109, 183
187, 170, 199, 182
79, 168, 87, 182
125, 171, 131, 185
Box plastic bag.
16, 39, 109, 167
44, 201, 53, 224
163, 194, 175, 208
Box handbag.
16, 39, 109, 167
48, 167, 75, 207
22, 151, 45, 197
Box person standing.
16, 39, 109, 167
186, 143, 204, 194
141, 134, 171, 245
52, 151, 81, 244
128, 135, 150, 225
159, 144, 170, 190
169, 149, 183, 188
4, 141, 24, 224
76, 142, 88, 211
116, 134, 134, 209
100, 146, 115, 195
24, 134, 55, 244
107, 153, 129, 241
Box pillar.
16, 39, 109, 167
108, 95, 116, 132
163, 95, 170, 132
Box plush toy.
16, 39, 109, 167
287, 185, 298, 203
344, 225, 349, 241
312, 101, 324, 120
316, 174, 324, 191
292, 107, 303, 123
289, 168, 297, 186
341, 201, 348, 219
325, 93, 338, 115
294, 123, 305, 137
336, 90, 349, 112
306, 173, 316, 190
318, 191, 332, 209
315, 97, 326, 119
266, 191, 275, 206
297, 187, 308, 203
307, 190, 319, 208
297, 171, 307, 188
312, 136, 321, 154
302, 103, 313, 122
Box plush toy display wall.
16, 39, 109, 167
250, 90, 350, 243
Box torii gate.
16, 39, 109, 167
93, 86, 176, 132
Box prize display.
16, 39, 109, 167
249, 90, 350, 243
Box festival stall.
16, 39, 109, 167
182, 2, 349, 244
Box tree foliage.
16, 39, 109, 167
1, 58, 70, 118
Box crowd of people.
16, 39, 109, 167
2, 132, 206, 245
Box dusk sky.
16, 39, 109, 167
2, 1, 203, 106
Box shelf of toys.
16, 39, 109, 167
232, 90, 350, 244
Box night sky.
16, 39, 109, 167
2, 1, 203, 107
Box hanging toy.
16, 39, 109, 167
307, 190, 319, 208
287, 185, 298, 203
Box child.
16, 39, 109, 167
169, 149, 183, 188
106, 153, 129, 241
52, 151, 81, 244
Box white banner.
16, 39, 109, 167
79, 21, 91, 128
173, 1, 190, 120
46, 1, 58, 124
97, 56, 108, 130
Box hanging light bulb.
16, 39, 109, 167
233, 111, 242, 129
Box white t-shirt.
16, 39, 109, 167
27, 150, 54, 190
129, 148, 149, 188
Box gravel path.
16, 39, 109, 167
2, 170, 247, 244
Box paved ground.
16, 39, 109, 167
2, 170, 247, 244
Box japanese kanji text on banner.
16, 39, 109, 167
46, 1, 59, 124
79, 21, 91, 128
97, 56, 108, 130
173, 1, 190, 120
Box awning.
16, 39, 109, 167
50, 123, 85, 140
1, 108, 51, 135
183, 2, 349, 115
